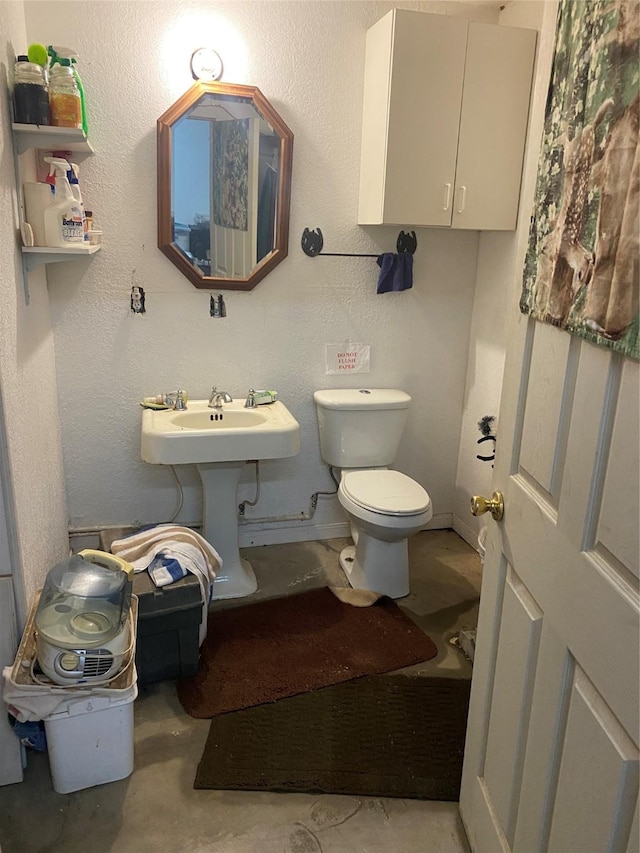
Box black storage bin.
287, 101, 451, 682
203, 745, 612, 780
133, 571, 202, 685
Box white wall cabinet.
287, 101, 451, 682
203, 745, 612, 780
357, 10, 537, 231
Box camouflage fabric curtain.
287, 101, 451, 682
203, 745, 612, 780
520, 0, 639, 360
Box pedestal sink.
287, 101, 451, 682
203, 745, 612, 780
141, 400, 301, 599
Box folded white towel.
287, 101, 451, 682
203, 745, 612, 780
111, 525, 221, 645
2, 667, 70, 722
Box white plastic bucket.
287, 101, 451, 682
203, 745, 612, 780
44, 680, 137, 794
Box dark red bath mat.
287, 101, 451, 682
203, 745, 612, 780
177, 586, 437, 718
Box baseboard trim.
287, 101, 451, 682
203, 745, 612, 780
452, 514, 481, 552
238, 521, 350, 547
70, 513, 458, 552
240, 512, 454, 548
424, 512, 452, 531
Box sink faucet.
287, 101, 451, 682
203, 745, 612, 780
244, 389, 256, 408
208, 386, 233, 408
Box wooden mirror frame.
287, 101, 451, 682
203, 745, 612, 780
157, 81, 293, 291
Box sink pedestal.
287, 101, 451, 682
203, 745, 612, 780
197, 461, 257, 600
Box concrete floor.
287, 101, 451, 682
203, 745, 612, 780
0, 529, 481, 853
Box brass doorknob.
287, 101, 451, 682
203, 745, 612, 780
470, 491, 504, 522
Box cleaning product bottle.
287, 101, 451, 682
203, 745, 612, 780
48, 46, 87, 135
23, 181, 54, 245
13, 54, 49, 125
69, 57, 87, 136
68, 163, 88, 241
49, 60, 81, 128
44, 150, 69, 191
43, 157, 84, 247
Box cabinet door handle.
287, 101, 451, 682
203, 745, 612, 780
457, 185, 467, 215
442, 183, 452, 211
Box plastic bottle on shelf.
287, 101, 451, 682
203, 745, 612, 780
23, 181, 54, 246
70, 57, 88, 136
49, 62, 82, 129
42, 157, 84, 247
13, 55, 50, 125
48, 46, 87, 135
68, 163, 88, 241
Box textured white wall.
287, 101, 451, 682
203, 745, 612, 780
0, 0, 69, 622
453, 0, 553, 547
23, 0, 500, 546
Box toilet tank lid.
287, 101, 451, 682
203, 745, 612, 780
313, 389, 411, 410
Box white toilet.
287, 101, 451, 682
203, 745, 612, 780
313, 388, 432, 598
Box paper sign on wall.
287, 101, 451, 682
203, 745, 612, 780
325, 344, 370, 374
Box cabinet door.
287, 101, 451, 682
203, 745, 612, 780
452, 22, 537, 230
358, 10, 467, 227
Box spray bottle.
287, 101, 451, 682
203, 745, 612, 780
43, 157, 84, 247
68, 163, 88, 241
48, 46, 87, 135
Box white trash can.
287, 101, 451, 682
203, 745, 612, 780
44, 677, 137, 794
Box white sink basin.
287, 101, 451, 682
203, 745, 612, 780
141, 399, 300, 465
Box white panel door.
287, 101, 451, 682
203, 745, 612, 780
460, 1, 638, 843
460, 314, 639, 851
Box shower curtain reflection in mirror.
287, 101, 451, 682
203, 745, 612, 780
171, 109, 280, 280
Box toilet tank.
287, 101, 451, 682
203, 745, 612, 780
313, 388, 411, 468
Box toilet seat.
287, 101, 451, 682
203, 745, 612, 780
340, 470, 430, 516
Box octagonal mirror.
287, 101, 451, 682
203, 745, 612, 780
158, 82, 293, 290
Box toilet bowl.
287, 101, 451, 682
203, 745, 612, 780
337, 469, 432, 598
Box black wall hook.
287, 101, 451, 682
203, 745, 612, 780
397, 230, 417, 254
301, 227, 417, 259
301, 227, 325, 257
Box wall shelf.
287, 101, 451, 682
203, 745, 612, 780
21, 244, 101, 274
12, 123, 98, 303
11, 124, 94, 157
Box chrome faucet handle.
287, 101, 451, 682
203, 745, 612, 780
173, 389, 187, 411
244, 389, 256, 409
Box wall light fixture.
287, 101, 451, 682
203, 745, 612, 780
190, 48, 224, 81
